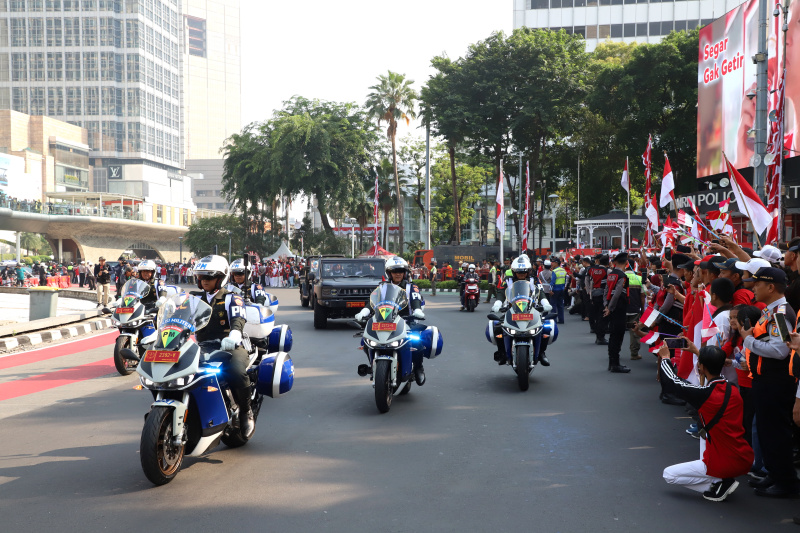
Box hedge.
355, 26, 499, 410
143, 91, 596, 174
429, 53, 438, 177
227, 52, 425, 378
413, 279, 489, 291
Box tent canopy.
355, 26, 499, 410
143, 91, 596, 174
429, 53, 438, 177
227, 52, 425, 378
358, 244, 393, 258
265, 240, 296, 260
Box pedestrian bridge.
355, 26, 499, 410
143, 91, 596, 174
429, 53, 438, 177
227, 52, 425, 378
0, 203, 187, 263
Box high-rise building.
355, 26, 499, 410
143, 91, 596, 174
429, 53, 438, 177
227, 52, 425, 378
513, 0, 746, 51
182, 0, 240, 161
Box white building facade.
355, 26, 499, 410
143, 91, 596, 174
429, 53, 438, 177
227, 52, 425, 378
513, 0, 749, 51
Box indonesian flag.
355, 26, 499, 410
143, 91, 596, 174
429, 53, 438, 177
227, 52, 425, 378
719, 199, 730, 213
701, 293, 719, 343
765, 69, 786, 244
632, 237, 639, 246
685, 197, 700, 217
649, 340, 666, 354
724, 154, 772, 234
645, 194, 659, 233
661, 215, 676, 248
522, 161, 530, 251
496, 167, 504, 236
677, 210, 689, 226
640, 306, 658, 327
641, 331, 660, 345
659, 155, 675, 208
642, 135, 653, 247
621, 158, 629, 192
373, 173, 380, 251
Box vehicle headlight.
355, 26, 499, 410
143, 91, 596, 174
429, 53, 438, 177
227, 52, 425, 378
330, 289, 338, 295
364, 338, 377, 348
389, 340, 401, 348
322, 288, 332, 296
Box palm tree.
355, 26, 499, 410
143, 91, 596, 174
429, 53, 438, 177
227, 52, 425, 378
365, 71, 418, 254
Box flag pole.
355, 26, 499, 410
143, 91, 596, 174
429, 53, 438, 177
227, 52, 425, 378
499, 160, 504, 265
627, 156, 631, 251
724, 153, 762, 248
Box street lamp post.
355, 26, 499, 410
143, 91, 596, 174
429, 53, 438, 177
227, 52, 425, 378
345, 218, 356, 258
227, 231, 232, 260
178, 236, 183, 264
548, 194, 559, 256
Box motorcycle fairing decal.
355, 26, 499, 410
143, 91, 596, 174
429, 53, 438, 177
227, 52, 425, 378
165, 317, 194, 331
377, 304, 394, 320
123, 295, 136, 307
161, 325, 182, 347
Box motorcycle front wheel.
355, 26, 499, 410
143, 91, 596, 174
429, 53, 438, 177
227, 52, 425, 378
140, 406, 185, 486
515, 345, 530, 392
113, 335, 135, 375
374, 359, 393, 413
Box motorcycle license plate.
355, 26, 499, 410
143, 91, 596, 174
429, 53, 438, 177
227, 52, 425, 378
347, 301, 365, 308
116, 307, 134, 314
512, 313, 534, 321
371, 322, 397, 331
143, 350, 181, 363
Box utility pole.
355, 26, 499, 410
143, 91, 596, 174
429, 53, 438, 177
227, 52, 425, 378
425, 123, 431, 250
754, 0, 769, 201
517, 152, 523, 255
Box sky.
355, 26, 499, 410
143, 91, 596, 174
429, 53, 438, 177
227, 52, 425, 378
240, 0, 514, 131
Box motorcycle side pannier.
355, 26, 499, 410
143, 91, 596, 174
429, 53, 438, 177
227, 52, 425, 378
267, 324, 293, 353
256, 352, 294, 398
418, 326, 444, 359
244, 303, 274, 340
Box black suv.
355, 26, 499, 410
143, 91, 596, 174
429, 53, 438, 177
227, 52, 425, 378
310, 258, 385, 329
299, 255, 345, 308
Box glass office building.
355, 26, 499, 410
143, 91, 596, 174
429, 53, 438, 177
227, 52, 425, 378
513, 0, 748, 51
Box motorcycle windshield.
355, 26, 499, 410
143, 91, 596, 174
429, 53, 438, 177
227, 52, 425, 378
369, 283, 408, 323
120, 279, 149, 306
507, 280, 534, 314
155, 294, 212, 350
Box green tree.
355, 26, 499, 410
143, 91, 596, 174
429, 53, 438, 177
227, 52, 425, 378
365, 71, 418, 254
430, 161, 490, 244
184, 215, 245, 258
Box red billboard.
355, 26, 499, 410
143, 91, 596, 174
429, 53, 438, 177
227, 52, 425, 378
697, 0, 792, 178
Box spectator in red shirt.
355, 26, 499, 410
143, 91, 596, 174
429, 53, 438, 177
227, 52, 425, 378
714, 257, 755, 307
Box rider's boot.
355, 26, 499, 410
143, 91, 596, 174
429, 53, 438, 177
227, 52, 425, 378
235, 388, 255, 437
538, 346, 550, 366
608, 354, 631, 374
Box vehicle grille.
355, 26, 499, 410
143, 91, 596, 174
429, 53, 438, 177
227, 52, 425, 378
337, 288, 372, 297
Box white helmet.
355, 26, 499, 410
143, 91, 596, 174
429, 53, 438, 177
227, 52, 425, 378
193, 255, 229, 290
385, 256, 409, 276
461, 262, 467, 268
511, 255, 532, 274
230, 259, 250, 274
543, 259, 552, 267
468, 263, 476, 272
138, 259, 156, 272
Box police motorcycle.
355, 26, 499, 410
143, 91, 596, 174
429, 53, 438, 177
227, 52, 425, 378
134, 292, 294, 485
486, 279, 558, 391
109, 279, 158, 375
463, 264, 481, 312
354, 283, 442, 413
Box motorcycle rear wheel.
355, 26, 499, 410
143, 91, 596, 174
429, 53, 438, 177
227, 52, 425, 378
140, 406, 185, 485
374, 360, 393, 413
515, 345, 530, 392
113, 335, 135, 375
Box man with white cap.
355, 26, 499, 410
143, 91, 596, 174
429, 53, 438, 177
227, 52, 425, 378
752, 245, 782, 265
538, 259, 554, 297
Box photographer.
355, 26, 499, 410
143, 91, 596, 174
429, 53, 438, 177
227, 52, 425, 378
658, 341, 753, 502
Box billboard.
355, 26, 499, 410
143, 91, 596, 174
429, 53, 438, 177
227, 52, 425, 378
697, 0, 791, 178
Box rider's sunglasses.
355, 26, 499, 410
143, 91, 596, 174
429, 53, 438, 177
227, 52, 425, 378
197, 275, 216, 281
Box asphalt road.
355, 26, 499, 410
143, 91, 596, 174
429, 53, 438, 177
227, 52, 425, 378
0, 289, 796, 532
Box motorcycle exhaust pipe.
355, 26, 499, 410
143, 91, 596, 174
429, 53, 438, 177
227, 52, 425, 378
120, 348, 140, 362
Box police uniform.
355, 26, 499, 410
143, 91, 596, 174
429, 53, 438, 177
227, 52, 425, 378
743, 287, 800, 494
624, 269, 644, 359
190, 287, 251, 395
604, 260, 630, 373
232, 281, 268, 305
551, 265, 567, 324
140, 277, 164, 308
587, 259, 609, 343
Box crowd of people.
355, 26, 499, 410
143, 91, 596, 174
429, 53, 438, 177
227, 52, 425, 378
535, 235, 800, 504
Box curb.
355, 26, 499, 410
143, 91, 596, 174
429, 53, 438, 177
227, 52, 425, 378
0, 317, 114, 352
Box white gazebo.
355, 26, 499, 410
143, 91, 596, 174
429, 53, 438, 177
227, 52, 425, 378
574, 211, 648, 249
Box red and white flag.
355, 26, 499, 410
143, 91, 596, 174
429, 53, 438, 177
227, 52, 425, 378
649, 340, 666, 354
724, 154, 772, 234
685, 197, 700, 217
641, 331, 660, 345
677, 210, 689, 226
645, 194, 660, 234
765, 68, 786, 244
521, 161, 530, 251
631, 237, 639, 246
373, 173, 380, 252
701, 293, 719, 343
719, 199, 730, 213
659, 155, 675, 208
496, 167, 505, 236
621, 158, 629, 192
640, 306, 658, 327
642, 136, 653, 247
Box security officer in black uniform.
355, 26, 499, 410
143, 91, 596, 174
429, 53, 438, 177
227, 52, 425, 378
229, 258, 268, 305
587, 254, 610, 344
191, 255, 254, 437
603, 252, 631, 373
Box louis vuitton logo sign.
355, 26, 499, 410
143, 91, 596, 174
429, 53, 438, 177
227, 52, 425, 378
108, 165, 122, 179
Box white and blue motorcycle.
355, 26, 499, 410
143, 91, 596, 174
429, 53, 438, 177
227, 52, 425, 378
135, 293, 294, 485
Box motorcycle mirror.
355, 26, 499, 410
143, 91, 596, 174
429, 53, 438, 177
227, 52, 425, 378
346, 320, 363, 329
102, 307, 112, 314
487, 313, 501, 321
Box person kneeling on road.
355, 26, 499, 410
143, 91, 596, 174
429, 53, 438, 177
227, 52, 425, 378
491, 255, 552, 367
190, 255, 255, 438
657, 341, 753, 502
355, 256, 427, 385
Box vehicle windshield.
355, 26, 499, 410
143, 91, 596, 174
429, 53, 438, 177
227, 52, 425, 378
157, 293, 212, 333
506, 280, 534, 313
321, 260, 384, 278
369, 283, 409, 322
121, 279, 150, 305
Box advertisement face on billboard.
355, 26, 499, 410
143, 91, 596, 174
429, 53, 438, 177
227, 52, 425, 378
697, 0, 789, 178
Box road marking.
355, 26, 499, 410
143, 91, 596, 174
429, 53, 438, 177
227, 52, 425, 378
0, 358, 116, 401
0, 330, 117, 370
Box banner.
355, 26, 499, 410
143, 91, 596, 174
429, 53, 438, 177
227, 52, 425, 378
696, 0, 793, 178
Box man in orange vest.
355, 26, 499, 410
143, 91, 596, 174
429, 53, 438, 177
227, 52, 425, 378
739, 267, 800, 498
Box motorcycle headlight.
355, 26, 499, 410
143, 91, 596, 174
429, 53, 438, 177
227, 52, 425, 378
364, 338, 377, 348
389, 340, 400, 348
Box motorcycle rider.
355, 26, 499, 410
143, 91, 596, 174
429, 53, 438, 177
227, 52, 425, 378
460, 263, 480, 311
190, 255, 255, 437
356, 256, 427, 385
135, 260, 165, 311
229, 259, 269, 305
490, 255, 552, 366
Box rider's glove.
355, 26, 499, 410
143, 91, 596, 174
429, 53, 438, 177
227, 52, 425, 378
491, 300, 502, 313
155, 296, 167, 308
355, 308, 371, 321
221, 329, 242, 351
109, 299, 121, 309
541, 299, 552, 314
413, 309, 425, 319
